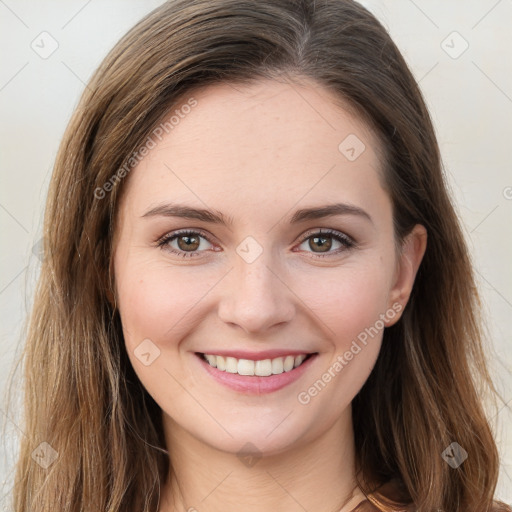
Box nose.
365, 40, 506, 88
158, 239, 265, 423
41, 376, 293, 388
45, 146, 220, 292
217, 249, 295, 335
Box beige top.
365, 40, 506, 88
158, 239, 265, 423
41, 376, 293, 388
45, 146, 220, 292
350, 499, 379, 511
350, 496, 415, 511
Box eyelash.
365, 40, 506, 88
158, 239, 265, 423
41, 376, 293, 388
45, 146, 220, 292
156, 228, 356, 259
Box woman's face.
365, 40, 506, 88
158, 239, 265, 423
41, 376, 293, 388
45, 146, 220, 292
113, 78, 425, 455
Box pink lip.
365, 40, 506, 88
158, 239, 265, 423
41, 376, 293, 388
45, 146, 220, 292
195, 352, 318, 394
197, 349, 315, 361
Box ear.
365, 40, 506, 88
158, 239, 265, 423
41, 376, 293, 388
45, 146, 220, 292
385, 224, 427, 327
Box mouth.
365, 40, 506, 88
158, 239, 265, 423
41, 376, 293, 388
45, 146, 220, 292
197, 352, 315, 376
194, 351, 319, 394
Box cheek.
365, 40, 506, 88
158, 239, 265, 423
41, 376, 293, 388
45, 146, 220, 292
294, 261, 391, 399
115, 263, 214, 406
115, 261, 215, 350
301, 262, 392, 341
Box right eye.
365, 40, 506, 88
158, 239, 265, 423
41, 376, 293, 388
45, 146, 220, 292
157, 229, 217, 257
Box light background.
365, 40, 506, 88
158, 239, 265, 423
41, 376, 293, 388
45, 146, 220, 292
0, 0, 510, 506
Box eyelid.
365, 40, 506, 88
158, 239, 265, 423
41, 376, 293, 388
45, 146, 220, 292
297, 227, 355, 246
156, 228, 214, 246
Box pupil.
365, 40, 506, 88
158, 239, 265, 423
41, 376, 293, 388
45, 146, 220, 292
178, 235, 199, 251
311, 236, 331, 252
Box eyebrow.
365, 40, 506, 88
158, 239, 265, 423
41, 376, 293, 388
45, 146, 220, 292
141, 202, 373, 225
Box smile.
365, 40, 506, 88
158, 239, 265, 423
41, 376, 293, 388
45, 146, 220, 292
195, 350, 319, 394
200, 353, 312, 376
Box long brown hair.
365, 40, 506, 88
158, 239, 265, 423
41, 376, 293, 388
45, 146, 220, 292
8, 0, 510, 510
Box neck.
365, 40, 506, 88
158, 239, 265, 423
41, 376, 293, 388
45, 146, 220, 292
158, 407, 366, 512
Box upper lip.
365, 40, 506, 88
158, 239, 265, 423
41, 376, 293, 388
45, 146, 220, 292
196, 349, 317, 360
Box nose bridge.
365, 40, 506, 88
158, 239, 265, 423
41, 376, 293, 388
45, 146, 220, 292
217, 240, 295, 333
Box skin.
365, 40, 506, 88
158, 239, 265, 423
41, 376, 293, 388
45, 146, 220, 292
112, 77, 427, 512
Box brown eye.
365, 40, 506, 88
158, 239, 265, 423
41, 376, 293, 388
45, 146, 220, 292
177, 234, 201, 251
308, 235, 332, 253
157, 230, 214, 257
297, 229, 355, 257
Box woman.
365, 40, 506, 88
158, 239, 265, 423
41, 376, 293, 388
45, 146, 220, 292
10, 0, 511, 511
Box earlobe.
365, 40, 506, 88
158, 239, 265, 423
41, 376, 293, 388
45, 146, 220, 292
385, 224, 427, 326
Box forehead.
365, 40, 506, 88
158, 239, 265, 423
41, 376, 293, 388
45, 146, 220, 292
119, 78, 387, 220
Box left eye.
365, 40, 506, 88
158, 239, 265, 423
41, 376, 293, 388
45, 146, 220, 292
296, 229, 355, 257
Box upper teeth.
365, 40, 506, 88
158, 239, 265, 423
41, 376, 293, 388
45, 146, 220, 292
203, 354, 308, 376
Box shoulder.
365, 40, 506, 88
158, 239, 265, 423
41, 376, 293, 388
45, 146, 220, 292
351, 497, 511, 512
350, 499, 413, 512
354, 479, 511, 512
493, 502, 512, 512
349, 500, 378, 511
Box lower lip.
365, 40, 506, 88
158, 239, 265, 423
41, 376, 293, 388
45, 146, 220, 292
195, 353, 318, 394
